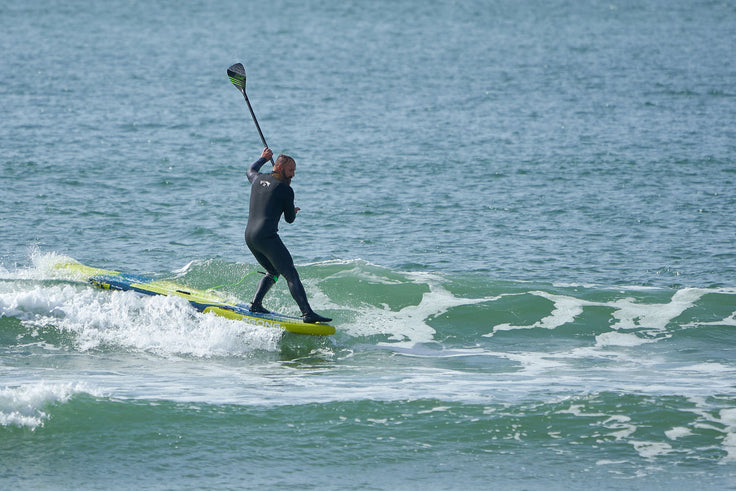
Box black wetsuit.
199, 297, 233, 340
245, 157, 313, 317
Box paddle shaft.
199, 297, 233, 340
240, 91, 274, 166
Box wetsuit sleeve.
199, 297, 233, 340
283, 187, 296, 223
247, 157, 269, 184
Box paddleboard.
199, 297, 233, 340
54, 261, 335, 336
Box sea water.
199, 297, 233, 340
1, 0, 735, 488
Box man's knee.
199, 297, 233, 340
276, 266, 299, 284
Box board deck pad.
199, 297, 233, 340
55, 261, 335, 336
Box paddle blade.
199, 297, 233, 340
227, 63, 246, 91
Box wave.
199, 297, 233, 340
0, 382, 101, 430
2, 389, 735, 468
1, 252, 735, 360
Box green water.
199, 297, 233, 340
2, 0, 736, 488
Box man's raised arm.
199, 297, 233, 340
246, 147, 273, 183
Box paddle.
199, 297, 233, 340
227, 62, 274, 165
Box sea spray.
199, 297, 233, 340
0, 382, 101, 430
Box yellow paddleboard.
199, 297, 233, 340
55, 261, 335, 336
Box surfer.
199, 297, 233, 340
244, 147, 332, 324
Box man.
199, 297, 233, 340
245, 147, 332, 324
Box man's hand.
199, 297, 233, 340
295, 207, 301, 214
261, 147, 273, 161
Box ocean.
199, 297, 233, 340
2, 0, 735, 488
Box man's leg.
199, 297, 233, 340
247, 244, 278, 313
250, 274, 277, 313
261, 237, 332, 323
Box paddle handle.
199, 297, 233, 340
241, 91, 275, 166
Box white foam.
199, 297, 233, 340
631, 440, 674, 459
0, 252, 284, 357
557, 403, 609, 418
694, 311, 736, 328
322, 264, 405, 285
487, 287, 713, 345
677, 397, 736, 464
490, 291, 588, 335
0, 251, 83, 282
0, 284, 79, 320
609, 288, 708, 332
497, 351, 567, 375
720, 408, 736, 463
172, 259, 198, 276
665, 427, 693, 440
605, 415, 638, 441
62, 290, 283, 356
596, 459, 628, 466
343, 271, 498, 345
557, 405, 638, 441
2, 280, 282, 357
0, 382, 100, 429
595, 331, 657, 347
417, 406, 452, 414
681, 362, 734, 374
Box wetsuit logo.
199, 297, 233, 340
260, 181, 271, 188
